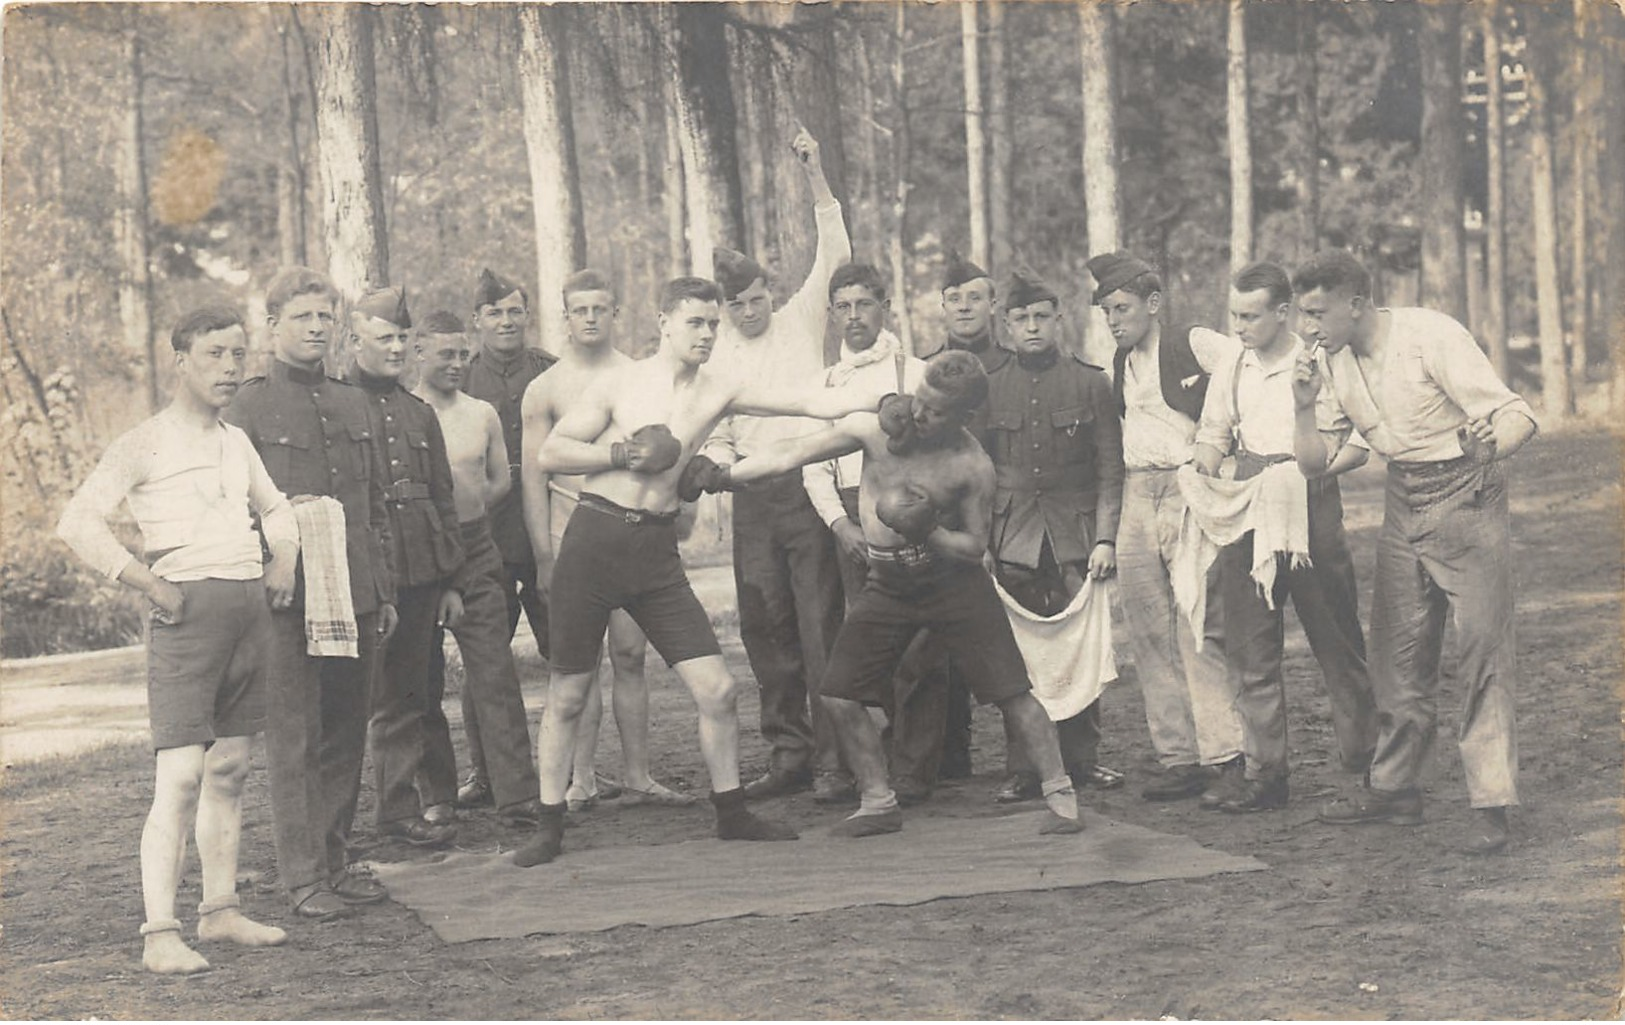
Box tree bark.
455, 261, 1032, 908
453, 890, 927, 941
891, 1, 913, 356
987, 0, 1013, 276
517, 5, 587, 354
962, 1, 988, 268
1481, 0, 1509, 377
670, 3, 745, 278
1600, 2, 1625, 415
1227, 0, 1252, 269
662, 75, 687, 281
277, 15, 307, 268
1079, 0, 1120, 357
1525, 8, 1572, 416
115, 27, 157, 412
1418, 3, 1467, 321
1297, 2, 1320, 258
1569, 0, 1593, 383
307, 4, 388, 308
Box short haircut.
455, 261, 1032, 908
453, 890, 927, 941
1232, 261, 1293, 308
563, 268, 615, 306
922, 349, 989, 413
1292, 250, 1372, 299
828, 262, 888, 303
659, 276, 723, 313
1112, 270, 1163, 301
264, 267, 338, 319
170, 304, 244, 353
420, 310, 465, 335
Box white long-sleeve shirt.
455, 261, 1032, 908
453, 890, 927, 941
1121, 326, 1238, 470
701, 200, 851, 467
57, 410, 297, 583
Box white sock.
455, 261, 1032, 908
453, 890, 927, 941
848, 790, 899, 818
1041, 776, 1079, 819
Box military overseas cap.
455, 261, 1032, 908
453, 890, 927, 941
1086, 251, 1157, 305
354, 285, 410, 328
1004, 268, 1058, 310
941, 249, 991, 292
712, 247, 767, 301
474, 268, 524, 309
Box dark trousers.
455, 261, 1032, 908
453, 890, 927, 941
418, 632, 458, 808
265, 608, 375, 898
733, 474, 845, 775
370, 585, 445, 825
455, 557, 546, 784
1218, 470, 1377, 781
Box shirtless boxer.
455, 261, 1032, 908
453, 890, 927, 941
520, 268, 694, 809
513, 276, 874, 866
686, 350, 1085, 837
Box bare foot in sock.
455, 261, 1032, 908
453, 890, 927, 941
716, 809, 799, 841
197, 907, 287, 947
1039, 810, 1085, 835
829, 808, 903, 838
142, 927, 211, 975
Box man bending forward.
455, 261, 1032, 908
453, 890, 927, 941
516, 277, 874, 865
691, 350, 1085, 836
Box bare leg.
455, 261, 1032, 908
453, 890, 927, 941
606, 611, 654, 788
567, 664, 606, 806
142, 746, 210, 975
671, 655, 797, 841
823, 695, 903, 837
514, 669, 595, 867
999, 693, 1083, 833
194, 736, 285, 947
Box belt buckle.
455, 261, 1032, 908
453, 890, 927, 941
624, 509, 641, 525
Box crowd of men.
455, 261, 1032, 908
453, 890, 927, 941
57, 130, 1537, 975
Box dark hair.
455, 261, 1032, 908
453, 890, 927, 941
828, 262, 888, 304
1232, 261, 1293, 308
922, 349, 989, 413
264, 267, 338, 318
562, 268, 615, 306
421, 310, 466, 335
659, 276, 723, 313
1113, 270, 1163, 301
170, 304, 244, 353
1292, 250, 1372, 299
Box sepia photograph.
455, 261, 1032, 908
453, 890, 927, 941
1, 0, 1621, 1018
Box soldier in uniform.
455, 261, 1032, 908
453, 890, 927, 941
343, 287, 465, 846
981, 270, 1125, 801
224, 268, 398, 919
454, 268, 558, 809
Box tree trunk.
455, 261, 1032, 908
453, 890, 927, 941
1600, 2, 1625, 415
662, 80, 687, 281
1297, 2, 1320, 258
1569, 0, 1593, 384
115, 27, 157, 412
307, 4, 388, 309
1079, 0, 1120, 358
891, 1, 913, 356
1418, 3, 1466, 321
962, 1, 988, 268
1525, 9, 1572, 416
853, 26, 884, 261
1227, 0, 1252, 270
729, 25, 773, 267
517, 5, 586, 355
670, 2, 745, 278
277, 15, 307, 267
987, 0, 1013, 275
1481, 0, 1509, 377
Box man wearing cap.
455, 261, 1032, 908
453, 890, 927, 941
521, 269, 695, 809
224, 267, 398, 919
454, 268, 557, 809
1085, 250, 1246, 803
1188, 261, 1377, 813
344, 287, 464, 847
1290, 250, 1536, 855
981, 269, 1125, 802
700, 127, 851, 801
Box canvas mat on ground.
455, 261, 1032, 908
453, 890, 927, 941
372, 809, 1268, 942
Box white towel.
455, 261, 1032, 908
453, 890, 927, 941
294, 497, 358, 658
993, 576, 1117, 721
1171, 463, 1310, 650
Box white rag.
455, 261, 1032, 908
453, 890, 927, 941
294, 496, 359, 658
1171, 462, 1310, 650
993, 576, 1117, 721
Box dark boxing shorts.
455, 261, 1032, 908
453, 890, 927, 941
548, 493, 722, 674
822, 546, 1031, 707
146, 577, 271, 750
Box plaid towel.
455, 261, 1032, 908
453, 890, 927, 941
294, 497, 358, 658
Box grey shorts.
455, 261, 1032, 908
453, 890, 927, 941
146, 578, 272, 750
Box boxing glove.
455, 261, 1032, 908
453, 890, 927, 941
877, 392, 917, 455
677, 454, 733, 502
611, 424, 683, 475
874, 482, 939, 542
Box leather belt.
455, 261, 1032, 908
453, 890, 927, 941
577, 491, 679, 526
383, 480, 432, 503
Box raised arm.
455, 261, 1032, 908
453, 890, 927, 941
729, 379, 876, 421
729, 413, 869, 486
537, 377, 618, 475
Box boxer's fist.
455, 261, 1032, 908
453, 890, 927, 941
677, 454, 733, 502
875, 482, 938, 542
877, 392, 917, 454
612, 424, 683, 475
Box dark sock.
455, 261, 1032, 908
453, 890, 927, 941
711, 787, 798, 841
513, 801, 566, 867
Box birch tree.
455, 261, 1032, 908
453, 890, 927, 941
1227, 0, 1252, 269
1078, 0, 1120, 356
517, 4, 586, 353
1418, 3, 1466, 321
669, 3, 745, 278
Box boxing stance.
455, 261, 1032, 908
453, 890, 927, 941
685, 350, 1084, 837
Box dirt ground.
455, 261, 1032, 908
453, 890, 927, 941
3, 428, 1621, 1019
